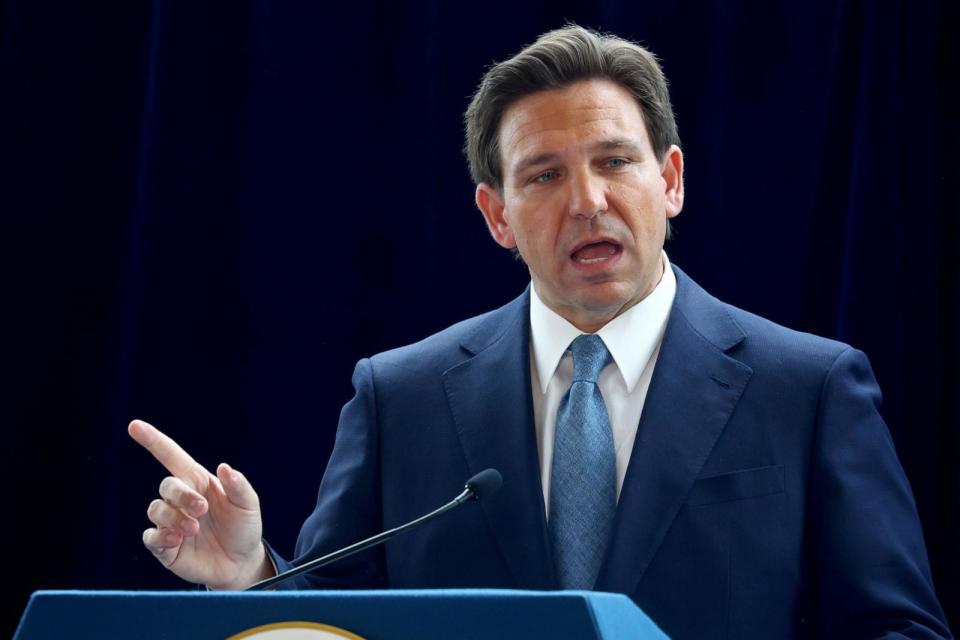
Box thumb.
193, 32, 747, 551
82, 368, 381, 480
216, 462, 260, 512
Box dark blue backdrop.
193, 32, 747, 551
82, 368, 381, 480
3, 0, 957, 635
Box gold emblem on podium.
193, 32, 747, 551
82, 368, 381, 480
227, 621, 365, 639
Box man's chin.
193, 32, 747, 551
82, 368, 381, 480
556, 284, 647, 329
577, 280, 642, 308
535, 276, 644, 325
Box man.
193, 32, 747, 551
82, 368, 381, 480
130, 26, 952, 638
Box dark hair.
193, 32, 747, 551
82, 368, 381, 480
464, 25, 680, 190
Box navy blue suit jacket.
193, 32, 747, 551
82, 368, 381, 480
274, 266, 950, 639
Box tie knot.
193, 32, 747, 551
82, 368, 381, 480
569, 334, 611, 383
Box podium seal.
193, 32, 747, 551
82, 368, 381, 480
227, 621, 364, 639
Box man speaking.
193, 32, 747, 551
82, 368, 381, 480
129, 25, 951, 639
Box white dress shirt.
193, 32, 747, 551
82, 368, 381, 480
530, 253, 677, 515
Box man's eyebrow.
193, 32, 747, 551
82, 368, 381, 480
510, 139, 646, 177
511, 152, 560, 177
591, 138, 644, 154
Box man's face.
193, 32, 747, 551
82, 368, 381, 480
476, 79, 684, 332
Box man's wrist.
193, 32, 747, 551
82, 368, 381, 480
208, 542, 276, 591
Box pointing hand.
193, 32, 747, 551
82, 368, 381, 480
129, 419, 274, 590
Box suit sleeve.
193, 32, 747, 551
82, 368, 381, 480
810, 348, 951, 638
269, 357, 387, 590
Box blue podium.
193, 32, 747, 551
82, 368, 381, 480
15, 589, 669, 639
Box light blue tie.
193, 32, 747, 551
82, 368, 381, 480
549, 334, 617, 590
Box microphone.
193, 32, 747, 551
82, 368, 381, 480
246, 468, 503, 591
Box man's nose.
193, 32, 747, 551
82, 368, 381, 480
567, 168, 608, 219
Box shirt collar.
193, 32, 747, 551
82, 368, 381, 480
529, 252, 677, 394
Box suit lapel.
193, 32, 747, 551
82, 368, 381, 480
596, 268, 753, 594
442, 290, 557, 589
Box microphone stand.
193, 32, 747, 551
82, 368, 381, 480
246, 473, 496, 591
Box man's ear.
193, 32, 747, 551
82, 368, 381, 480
476, 182, 517, 249
662, 145, 684, 218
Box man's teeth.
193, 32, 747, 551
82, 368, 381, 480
572, 243, 617, 263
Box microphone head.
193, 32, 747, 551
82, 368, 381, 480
465, 468, 502, 500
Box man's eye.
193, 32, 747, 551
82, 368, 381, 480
606, 158, 629, 169
533, 170, 558, 183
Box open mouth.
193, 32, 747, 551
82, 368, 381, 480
571, 240, 622, 265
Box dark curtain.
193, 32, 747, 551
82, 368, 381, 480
3, 0, 957, 635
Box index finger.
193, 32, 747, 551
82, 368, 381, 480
128, 419, 202, 479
